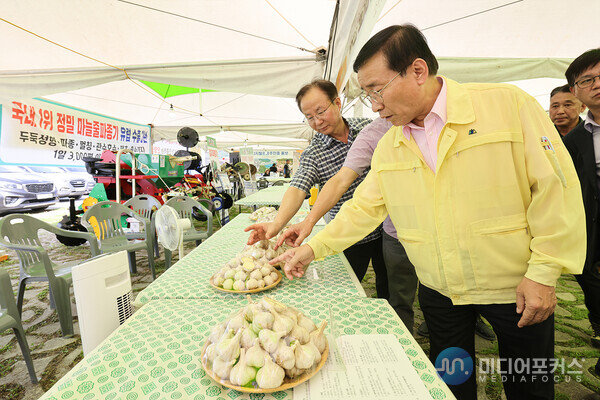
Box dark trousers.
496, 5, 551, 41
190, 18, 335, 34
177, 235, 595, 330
574, 265, 600, 325
419, 284, 555, 400
343, 236, 389, 300
382, 232, 418, 333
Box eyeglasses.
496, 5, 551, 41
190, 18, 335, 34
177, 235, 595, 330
574, 74, 600, 89
304, 101, 334, 124
359, 71, 402, 107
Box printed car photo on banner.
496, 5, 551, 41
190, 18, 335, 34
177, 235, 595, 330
0, 98, 150, 166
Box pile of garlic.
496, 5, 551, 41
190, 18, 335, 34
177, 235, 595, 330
249, 206, 277, 222
242, 238, 291, 266
204, 297, 327, 389
213, 254, 280, 291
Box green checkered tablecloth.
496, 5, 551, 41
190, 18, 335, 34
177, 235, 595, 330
234, 185, 289, 207
39, 298, 454, 400
134, 214, 365, 307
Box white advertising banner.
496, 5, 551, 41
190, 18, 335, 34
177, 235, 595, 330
0, 99, 150, 166
206, 136, 219, 172
240, 146, 254, 165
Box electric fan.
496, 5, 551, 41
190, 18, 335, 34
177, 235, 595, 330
154, 205, 192, 260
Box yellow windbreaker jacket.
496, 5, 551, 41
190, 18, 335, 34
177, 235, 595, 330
308, 78, 586, 305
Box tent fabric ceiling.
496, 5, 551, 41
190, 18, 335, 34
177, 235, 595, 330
1, 0, 599, 148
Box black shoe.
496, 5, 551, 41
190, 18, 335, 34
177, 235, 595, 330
475, 316, 495, 341
417, 322, 429, 337
591, 322, 600, 348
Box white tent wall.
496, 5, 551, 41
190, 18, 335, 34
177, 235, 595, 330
1, 0, 599, 149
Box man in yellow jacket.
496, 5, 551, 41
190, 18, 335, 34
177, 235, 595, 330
272, 25, 585, 400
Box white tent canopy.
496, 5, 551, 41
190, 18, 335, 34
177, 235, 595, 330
1, 0, 598, 149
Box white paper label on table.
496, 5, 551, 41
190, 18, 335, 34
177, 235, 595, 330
294, 334, 432, 400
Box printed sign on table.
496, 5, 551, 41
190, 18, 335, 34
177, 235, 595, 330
0, 99, 150, 165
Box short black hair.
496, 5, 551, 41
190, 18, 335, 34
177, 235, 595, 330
353, 24, 438, 75
550, 84, 571, 99
565, 48, 600, 87
295, 79, 338, 111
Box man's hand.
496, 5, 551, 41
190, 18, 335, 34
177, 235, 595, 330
515, 277, 557, 328
270, 244, 315, 280
276, 220, 314, 249
244, 222, 281, 245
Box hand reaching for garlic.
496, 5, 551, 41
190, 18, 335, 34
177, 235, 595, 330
212, 238, 294, 291
270, 244, 316, 280
202, 296, 328, 390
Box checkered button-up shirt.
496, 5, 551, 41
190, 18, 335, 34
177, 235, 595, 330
291, 117, 381, 244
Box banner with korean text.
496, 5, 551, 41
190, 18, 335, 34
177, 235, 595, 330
0, 99, 150, 166
240, 146, 254, 165
206, 136, 219, 173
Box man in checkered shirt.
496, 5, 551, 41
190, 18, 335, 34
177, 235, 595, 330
246, 79, 388, 299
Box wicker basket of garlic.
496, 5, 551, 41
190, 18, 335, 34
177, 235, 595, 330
210, 238, 293, 292
210, 254, 282, 293
201, 297, 328, 392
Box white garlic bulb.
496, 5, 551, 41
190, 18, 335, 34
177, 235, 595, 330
252, 311, 274, 332
234, 271, 248, 282
205, 343, 217, 363
297, 313, 317, 333
294, 342, 315, 370
250, 269, 263, 281
222, 279, 234, 290
233, 280, 246, 291
226, 311, 245, 332
216, 329, 241, 361
246, 339, 268, 368
208, 323, 225, 343
256, 354, 285, 389
258, 329, 286, 353
264, 275, 274, 286
240, 326, 258, 349
213, 355, 236, 380
229, 348, 257, 387
265, 248, 277, 260
271, 310, 294, 336
260, 265, 272, 277
306, 339, 321, 366
223, 269, 235, 279
272, 340, 296, 370
245, 278, 258, 290
289, 323, 309, 344
309, 321, 327, 353
251, 248, 266, 259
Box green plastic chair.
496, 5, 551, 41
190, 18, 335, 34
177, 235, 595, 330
82, 200, 157, 280
0, 268, 38, 383
160, 196, 213, 269
123, 195, 162, 257
0, 214, 100, 338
